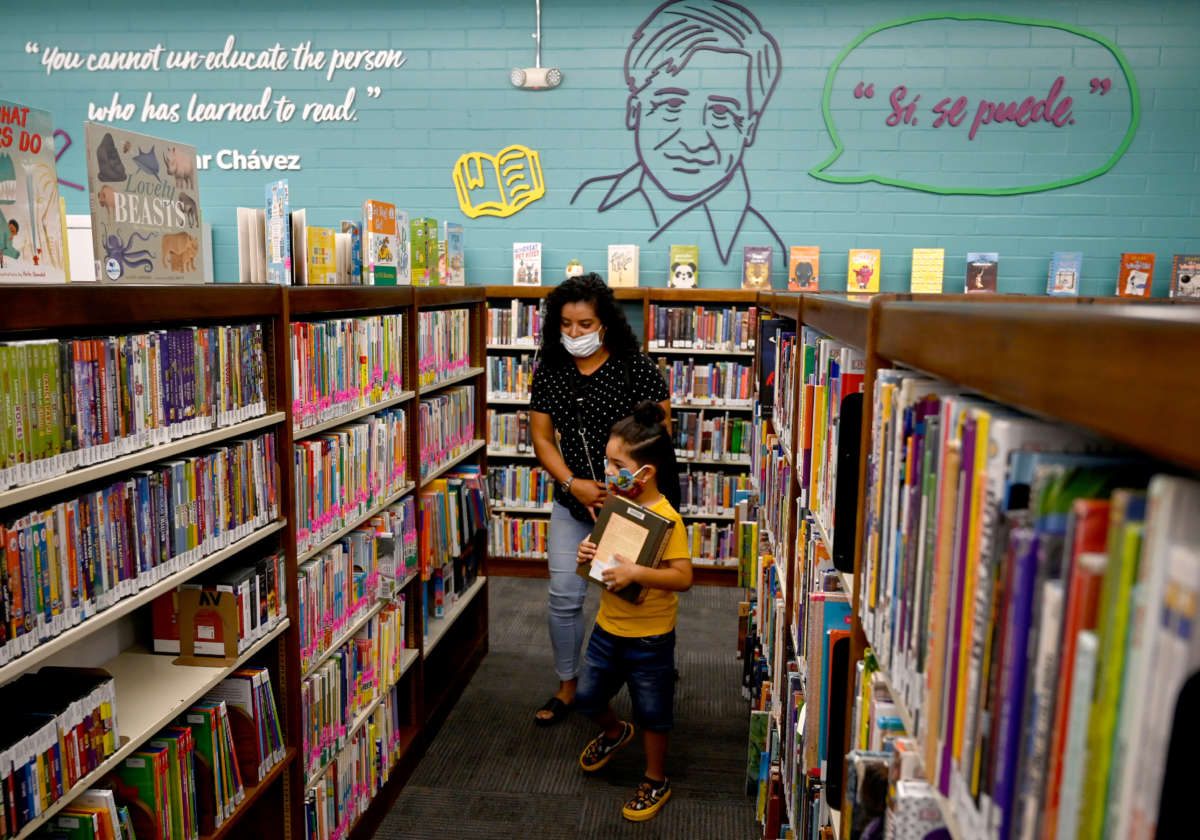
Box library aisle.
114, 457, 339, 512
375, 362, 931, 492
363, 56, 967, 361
375, 577, 756, 839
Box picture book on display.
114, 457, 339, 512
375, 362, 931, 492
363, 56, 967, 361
846, 248, 880, 293
265, 179, 291, 285
608, 244, 639, 287
1117, 252, 1154, 297
789, 246, 819, 291
362, 199, 399, 285
1170, 253, 1200, 298
235, 205, 266, 284
340, 219, 362, 282
305, 226, 336, 285
669, 244, 699, 288
424, 218, 440, 285
966, 251, 998, 293
444, 221, 465, 285
910, 248, 944, 294
577, 494, 675, 604
1048, 251, 1083, 296
85, 122, 204, 284
395, 209, 410, 285
513, 241, 541, 285
0, 100, 67, 283
742, 245, 772, 290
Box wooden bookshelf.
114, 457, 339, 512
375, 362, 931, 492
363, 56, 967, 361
0, 285, 293, 840
745, 290, 1200, 840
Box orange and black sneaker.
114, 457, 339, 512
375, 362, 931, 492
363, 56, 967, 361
622, 777, 671, 821
579, 721, 635, 772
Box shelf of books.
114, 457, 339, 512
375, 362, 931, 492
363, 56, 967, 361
483, 288, 550, 578
646, 289, 759, 585
743, 291, 1200, 840
0, 285, 294, 840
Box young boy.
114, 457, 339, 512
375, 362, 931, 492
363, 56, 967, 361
573, 402, 693, 821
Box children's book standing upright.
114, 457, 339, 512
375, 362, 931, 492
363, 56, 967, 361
443, 222, 465, 285
0, 100, 67, 284
513, 242, 541, 285
305, 226, 336, 285
608, 244, 639, 287
965, 251, 998, 293
789, 246, 819, 291
669, 244, 699, 288
425, 219, 440, 285
395, 210, 410, 285
410, 217, 428, 285
1117, 252, 1154, 297
846, 248, 880, 293
1170, 254, 1200, 298
909, 248, 944, 294
1047, 252, 1083, 296
85, 123, 204, 284
339, 219, 361, 283
742, 245, 772, 290
361, 199, 398, 286
264, 180, 291, 285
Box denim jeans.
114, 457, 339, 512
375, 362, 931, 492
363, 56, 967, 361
575, 625, 676, 732
547, 501, 593, 681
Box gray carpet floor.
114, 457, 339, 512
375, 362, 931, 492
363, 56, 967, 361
374, 576, 758, 839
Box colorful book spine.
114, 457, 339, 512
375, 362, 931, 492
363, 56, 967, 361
485, 463, 552, 509
485, 354, 537, 401
290, 313, 405, 431
417, 387, 476, 480
487, 514, 548, 560
486, 300, 542, 346
416, 308, 470, 389
486, 409, 532, 454
646, 305, 758, 351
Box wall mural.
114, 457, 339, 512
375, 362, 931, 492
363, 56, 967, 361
808, 14, 1140, 196
452, 143, 546, 219
570, 0, 785, 266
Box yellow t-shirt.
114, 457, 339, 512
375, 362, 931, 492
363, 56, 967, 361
595, 496, 691, 637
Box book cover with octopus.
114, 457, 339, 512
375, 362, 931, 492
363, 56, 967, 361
85, 122, 204, 284
0, 100, 67, 283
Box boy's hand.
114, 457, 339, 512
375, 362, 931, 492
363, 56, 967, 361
576, 539, 597, 566
601, 554, 640, 591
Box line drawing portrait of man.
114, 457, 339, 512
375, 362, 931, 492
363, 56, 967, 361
571, 0, 785, 265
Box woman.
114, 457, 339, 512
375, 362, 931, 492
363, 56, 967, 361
529, 273, 670, 725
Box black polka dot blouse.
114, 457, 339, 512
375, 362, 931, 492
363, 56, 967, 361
529, 352, 669, 524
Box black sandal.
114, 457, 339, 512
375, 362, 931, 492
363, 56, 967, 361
534, 696, 572, 727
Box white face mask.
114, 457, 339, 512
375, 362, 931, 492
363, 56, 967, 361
561, 328, 603, 358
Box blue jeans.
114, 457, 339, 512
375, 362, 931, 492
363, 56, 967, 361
547, 501, 592, 681
575, 625, 676, 733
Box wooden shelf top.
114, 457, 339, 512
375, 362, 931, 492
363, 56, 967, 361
414, 286, 484, 307
286, 286, 414, 316
875, 300, 1200, 471
0, 284, 282, 333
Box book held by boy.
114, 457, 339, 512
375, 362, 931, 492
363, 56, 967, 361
577, 494, 675, 604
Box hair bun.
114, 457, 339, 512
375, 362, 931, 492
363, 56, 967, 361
633, 400, 665, 426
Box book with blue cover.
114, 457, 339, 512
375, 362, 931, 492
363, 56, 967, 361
265, 180, 291, 285
1047, 251, 1082, 296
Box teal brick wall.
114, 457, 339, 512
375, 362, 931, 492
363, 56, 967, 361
2, 0, 1197, 294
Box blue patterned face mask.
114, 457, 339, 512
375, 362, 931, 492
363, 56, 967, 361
604, 460, 650, 497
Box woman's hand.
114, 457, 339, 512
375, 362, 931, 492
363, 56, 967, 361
577, 539, 597, 566
570, 479, 607, 514
601, 554, 640, 591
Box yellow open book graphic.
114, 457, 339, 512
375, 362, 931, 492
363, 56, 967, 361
453, 144, 546, 218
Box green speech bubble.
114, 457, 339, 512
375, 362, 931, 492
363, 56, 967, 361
808, 13, 1140, 196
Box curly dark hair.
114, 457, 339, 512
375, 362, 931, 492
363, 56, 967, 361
610, 401, 682, 512
539, 273, 641, 369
